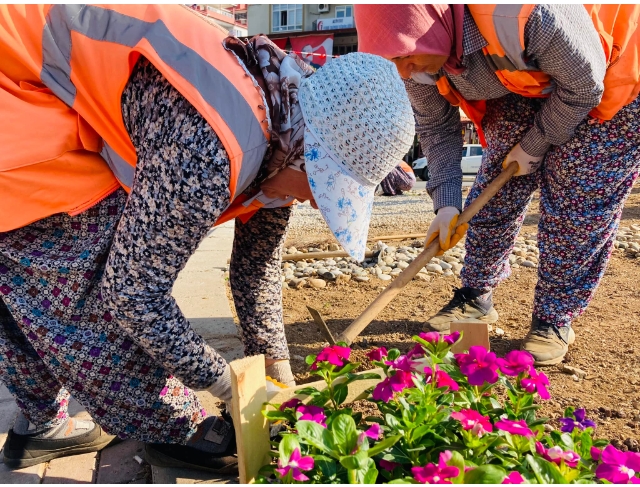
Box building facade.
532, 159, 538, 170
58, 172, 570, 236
189, 4, 249, 37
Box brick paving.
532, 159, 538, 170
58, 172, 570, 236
0, 222, 241, 484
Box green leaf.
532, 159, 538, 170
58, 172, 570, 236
448, 451, 466, 484
387, 349, 401, 361
340, 450, 369, 470
297, 420, 335, 457
463, 465, 507, 484
279, 434, 300, 461
333, 383, 349, 406
387, 478, 414, 484
263, 410, 293, 422
362, 461, 379, 484
367, 434, 402, 457
331, 414, 359, 455
305, 354, 317, 365
296, 386, 322, 397
314, 455, 338, 480
526, 454, 568, 484
347, 372, 382, 381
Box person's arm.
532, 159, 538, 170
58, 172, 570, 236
229, 206, 292, 361
403, 79, 464, 212
518, 4, 606, 157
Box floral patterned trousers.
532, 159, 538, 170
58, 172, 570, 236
462, 94, 640, 327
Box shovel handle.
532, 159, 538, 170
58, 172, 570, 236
336, 162, 518, 345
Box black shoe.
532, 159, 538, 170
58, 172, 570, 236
426, 287, 499, 332
3, 419, 117, 469
144, 416, 238, 474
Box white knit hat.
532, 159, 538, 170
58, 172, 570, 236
299, 53, 415, 260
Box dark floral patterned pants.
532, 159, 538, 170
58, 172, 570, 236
462, 94, 640, 327
0, 59, 291, 442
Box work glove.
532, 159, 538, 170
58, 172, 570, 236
502, 143, 544, 177
425, 206, 468, 256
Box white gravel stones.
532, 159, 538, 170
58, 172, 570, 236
309, 278, 327, 289
426, 263, 443, 273
378, 274, 392, 281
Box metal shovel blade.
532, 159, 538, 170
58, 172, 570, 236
306, 306, 337, 345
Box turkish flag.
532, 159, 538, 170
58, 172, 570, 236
271, 37, 288, 49
289, 34, 334, 68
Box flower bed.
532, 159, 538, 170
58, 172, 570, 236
257, 333, 640, 484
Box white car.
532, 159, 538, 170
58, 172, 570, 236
412, 144, 484, 181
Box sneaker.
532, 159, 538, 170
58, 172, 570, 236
425, 287, 499, 332
521, 317, 576, 366
3, 417, 117, 469
144, 416, 238, 474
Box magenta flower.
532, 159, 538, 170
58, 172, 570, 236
279, 398, 301, 411
275, 447, 314, 481
412, 451, 459, 484
497, 350, 534, 377
451, 409, 493, 437
502, 471, 525, 484
443, 331, 461, 345
372, 370, 415, 403
366, 347, 388, 362
596, 445, 640, 484
425, 367, 459, 391
297, 405, 327, 427
311, 345, 350, 369
591, 447, 602, 461
385, 355, 417, 372
559, 408, 596, 433
407, 343, 426, 359
364, 423, 382, 440
520, 367, 550, 399
536, 442, 580, 468
495, 419, 534, 438
379, 459, 400, 472
455, 346, 499, 386
419, 331, 441, 343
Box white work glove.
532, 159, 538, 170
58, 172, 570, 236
502, 143, 545, 177
425, 206, 468, 256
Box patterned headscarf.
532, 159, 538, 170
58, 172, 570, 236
225, 35, 315, 180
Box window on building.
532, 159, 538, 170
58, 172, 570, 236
335, 6, 352, 18
272, 5, 303, 32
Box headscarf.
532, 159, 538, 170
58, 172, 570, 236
224, 35, 315, 184
354, 4, 465, 75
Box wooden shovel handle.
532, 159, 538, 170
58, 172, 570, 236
336, 162, 518, 345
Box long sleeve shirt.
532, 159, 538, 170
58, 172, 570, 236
404, 4, 607, 212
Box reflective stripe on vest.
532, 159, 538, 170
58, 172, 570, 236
100, 142, 134, 191
41, 4, 266, 199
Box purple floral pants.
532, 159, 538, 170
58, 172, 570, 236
462, 94, 640, 327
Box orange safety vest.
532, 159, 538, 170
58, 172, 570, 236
435, 4, 640, 147
0, 4, 271, 232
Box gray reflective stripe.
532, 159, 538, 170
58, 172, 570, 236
492, 4, 530, 71
42, 4, 267, 197
101, 143, 134, 188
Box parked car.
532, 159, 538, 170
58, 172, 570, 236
411, 144, 483, 181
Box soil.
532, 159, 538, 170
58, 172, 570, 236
279, 185, 640, 451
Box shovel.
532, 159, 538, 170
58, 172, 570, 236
307, 161, 518, 346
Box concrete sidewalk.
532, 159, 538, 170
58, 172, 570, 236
0, 220, 242, 484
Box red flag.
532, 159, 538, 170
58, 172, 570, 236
270, 37, 288, 49
288, 34, 334, 67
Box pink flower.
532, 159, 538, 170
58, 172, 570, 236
502, 471, 525, 484
596, 444, 640, 484
443, 331, 461, 345
297, 405, 327, 427
379, 459, 400, 472
425, 367, 459, 391
385, 355, 417, 372
275, 447, 314, 481
366, 347, 388, 362
407, 343, 426, 359
520, 367, 550, 400
372, 371, 415, 403
412, 451, 459, 484
279, 398, 302, 411
591, 447, 602, 461
536, 442, 580, 468
450, 409, 493, 437
495, 419, 534, 438
419, 331, 441, 343
311, 345, 350, 369
497, 350, 534, 377
455, 346, 499, 386
364, 423, 382, 440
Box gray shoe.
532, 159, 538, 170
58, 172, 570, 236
522, 317, 576, 366
426, 287, 499, 333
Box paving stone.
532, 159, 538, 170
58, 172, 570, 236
151, 466, 238, 484
0, 462, 45, 484
97, 440, 147, 484
43, 452, 98, 484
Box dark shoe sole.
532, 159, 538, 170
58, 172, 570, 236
3, 430, 119, 469
144, 444, 238, 475
426, 307, 499, 333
